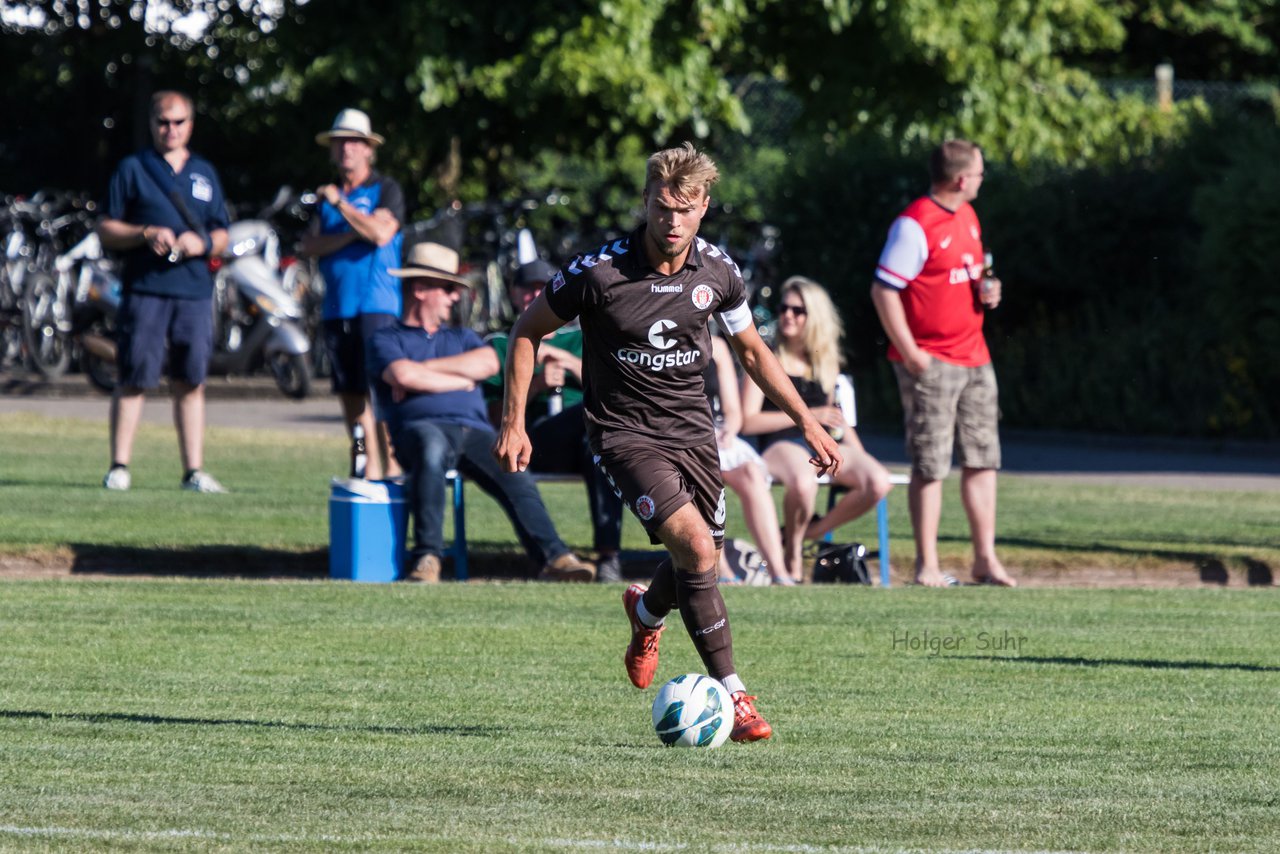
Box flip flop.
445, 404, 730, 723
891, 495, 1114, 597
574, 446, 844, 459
971, 574, 1016, 587
913, 573, 959, 588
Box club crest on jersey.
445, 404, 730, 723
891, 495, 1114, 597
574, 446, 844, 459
635, 495, 656, 521
190, 174, 214, 203
691, 284, 714, 311
550, 271, 566, 293
969, 225, 980, 240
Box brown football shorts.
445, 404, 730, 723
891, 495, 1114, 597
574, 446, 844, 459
594, 439, 726, 548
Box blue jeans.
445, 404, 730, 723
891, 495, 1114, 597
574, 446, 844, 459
393, 419, 570, 570
528, 403, 623, 553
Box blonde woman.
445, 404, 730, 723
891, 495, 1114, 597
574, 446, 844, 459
707, 333, 793, 585
741, 276, 893, 582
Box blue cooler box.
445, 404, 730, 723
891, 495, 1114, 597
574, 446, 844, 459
329, 478, 407, 582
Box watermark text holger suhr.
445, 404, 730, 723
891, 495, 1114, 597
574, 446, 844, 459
891, 628, 1028, 656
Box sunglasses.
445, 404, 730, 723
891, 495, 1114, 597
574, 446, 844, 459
779, 304, 807, 317
414, 280, 465, 293
154, 117, 190, 128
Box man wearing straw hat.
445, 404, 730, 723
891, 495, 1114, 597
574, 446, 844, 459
301, 108, 405, 481
367, 242, 598, 584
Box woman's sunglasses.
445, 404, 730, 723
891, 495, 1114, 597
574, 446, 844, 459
779, 304, 807, 317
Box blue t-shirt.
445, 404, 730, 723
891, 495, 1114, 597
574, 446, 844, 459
106, 148, 230, 300
367, 322, 492, 433
318, 172, 406, 320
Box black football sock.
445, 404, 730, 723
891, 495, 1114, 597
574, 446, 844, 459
675, 567, 735, 681
641, 557, 678, 620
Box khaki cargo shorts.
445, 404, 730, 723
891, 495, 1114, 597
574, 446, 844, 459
892, 359, 1001, 481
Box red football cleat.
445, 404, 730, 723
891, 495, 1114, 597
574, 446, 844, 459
622, 584, 664, 689
730, 692, 773, 742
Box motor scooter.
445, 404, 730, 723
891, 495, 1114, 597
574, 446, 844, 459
65, 233, 122, 393
209, 217, 312, 399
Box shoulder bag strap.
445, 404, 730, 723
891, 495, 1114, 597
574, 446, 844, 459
136, 152, 210, 246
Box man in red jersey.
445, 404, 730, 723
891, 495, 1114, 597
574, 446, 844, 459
871, 140, 1016, 588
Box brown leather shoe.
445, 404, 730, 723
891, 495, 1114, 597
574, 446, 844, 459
538, 552, 596, 582
406, 554, 441, 583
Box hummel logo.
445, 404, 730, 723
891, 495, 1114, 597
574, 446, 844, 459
566, 239, 629, 276
695, 237, 743, 278
939, 235, 953, 249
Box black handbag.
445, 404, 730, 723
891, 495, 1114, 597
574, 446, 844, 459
812, 541, 872, 584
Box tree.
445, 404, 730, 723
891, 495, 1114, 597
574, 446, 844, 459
728, 0, 1232, 168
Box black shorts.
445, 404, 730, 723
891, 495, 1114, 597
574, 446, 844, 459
323, 312, 398, 395
594, 439, 726, 548
116, 292, 213, 389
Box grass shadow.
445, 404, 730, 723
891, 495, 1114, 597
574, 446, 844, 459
64, 543, 668, 582
957, 655, 1280, 673
67, 543, 329, 580
990, 536, 1275, 583
1, 708, 503, 736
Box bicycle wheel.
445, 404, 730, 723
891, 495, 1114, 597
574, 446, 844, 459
268, 351, 311, 400
21, 270, 71, 378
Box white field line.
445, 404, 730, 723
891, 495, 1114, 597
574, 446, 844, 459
0, 826, 1087, 854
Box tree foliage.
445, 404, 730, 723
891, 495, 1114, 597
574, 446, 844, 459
3, 0, 1275, 207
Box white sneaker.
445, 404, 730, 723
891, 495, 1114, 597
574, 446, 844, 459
103, 467, 131, 491
182, 470, 228, 493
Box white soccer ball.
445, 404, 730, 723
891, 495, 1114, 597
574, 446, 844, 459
651, 673, 733, 748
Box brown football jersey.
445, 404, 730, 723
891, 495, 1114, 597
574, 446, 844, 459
545, 225, 753, 452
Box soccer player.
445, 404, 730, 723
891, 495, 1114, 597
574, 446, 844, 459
493, 143, 842, 742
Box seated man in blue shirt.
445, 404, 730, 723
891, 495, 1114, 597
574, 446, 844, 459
366, 242, 596, 583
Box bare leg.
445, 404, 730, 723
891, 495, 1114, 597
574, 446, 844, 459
960, 467, 1015, 586
656, 501, 719, 574
110, 387, 146, 465
716, 549, 735, 582
909, 474, 951, 586
377, 419, 402, 478
172, 380, 205, 472
805, 438, 893, 540
721, 462, 790, 584
339, 392, 383, 480
763, 444, 819, 583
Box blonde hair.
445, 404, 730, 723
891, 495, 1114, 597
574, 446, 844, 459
778, 275, 844, 395
645, 142, 719, 200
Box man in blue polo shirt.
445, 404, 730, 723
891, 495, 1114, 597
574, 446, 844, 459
98, 90, 230, 493
367, 242, 596, 584
300, 108, 404, 482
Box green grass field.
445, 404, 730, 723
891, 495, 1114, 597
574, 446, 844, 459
2, 412, 1279, 851
1, 581, 1277, 852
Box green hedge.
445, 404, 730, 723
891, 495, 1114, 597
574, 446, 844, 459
736, 116, 1280, 439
